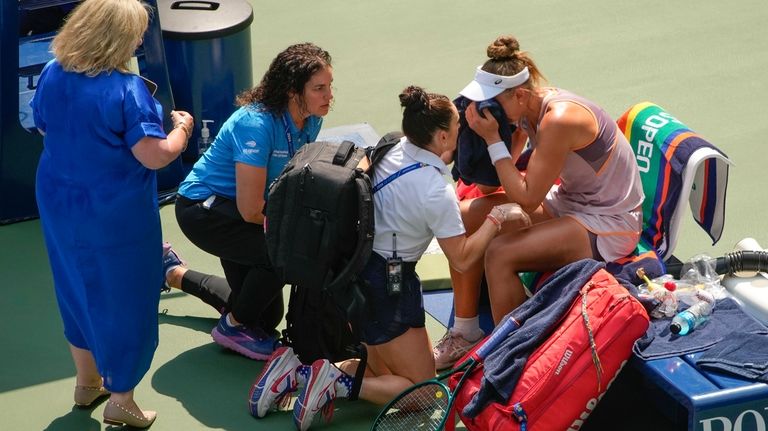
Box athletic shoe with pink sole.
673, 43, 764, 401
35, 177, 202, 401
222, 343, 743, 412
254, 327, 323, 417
211, 315, 279, 360
292, 359, 340, 431
248, 346, 302, 418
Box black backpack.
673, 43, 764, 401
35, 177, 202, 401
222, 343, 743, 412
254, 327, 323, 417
265, 132, 402, 399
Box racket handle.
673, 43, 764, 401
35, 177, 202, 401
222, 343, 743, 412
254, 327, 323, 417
475, 315, 519, 358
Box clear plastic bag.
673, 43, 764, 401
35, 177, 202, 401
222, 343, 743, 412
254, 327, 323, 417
637, 255, 725, 319
638, 274, 678, 318
679, 254, 726, 299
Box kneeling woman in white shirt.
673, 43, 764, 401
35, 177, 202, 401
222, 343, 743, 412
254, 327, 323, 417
250, 85, 530, 430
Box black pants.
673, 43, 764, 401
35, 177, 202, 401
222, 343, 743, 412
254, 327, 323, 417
174, 195, 284, 332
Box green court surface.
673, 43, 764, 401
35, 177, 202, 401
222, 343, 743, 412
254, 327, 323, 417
2, 1, 767, 430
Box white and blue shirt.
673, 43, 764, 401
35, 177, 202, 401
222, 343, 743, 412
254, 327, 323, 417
371, 138, 466, 261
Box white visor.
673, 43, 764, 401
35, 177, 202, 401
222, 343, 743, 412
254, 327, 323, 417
459, 66, 530, 101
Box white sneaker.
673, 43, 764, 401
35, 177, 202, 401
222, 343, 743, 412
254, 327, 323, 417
292, 359, 340, 431
433, 329, 481, 370
248, 346, 301, 418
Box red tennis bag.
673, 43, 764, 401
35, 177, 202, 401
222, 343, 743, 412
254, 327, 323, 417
448, 269, 649, 431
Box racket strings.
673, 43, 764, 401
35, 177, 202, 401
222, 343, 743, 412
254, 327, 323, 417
373, 383, 450, 431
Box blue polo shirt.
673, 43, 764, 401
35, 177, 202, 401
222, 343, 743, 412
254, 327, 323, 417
178, 104, 322, 200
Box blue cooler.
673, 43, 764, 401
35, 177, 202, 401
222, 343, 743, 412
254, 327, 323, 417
158, 0, 254, 162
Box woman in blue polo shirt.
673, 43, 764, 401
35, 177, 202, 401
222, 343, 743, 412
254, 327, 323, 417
169, 42, 333, 360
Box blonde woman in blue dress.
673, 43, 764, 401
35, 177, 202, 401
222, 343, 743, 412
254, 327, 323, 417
31, 0, 192, 427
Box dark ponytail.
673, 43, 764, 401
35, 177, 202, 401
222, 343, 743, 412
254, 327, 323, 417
399, 85, 454, 148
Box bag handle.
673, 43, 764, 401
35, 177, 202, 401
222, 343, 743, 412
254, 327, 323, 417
171, 1, 219, 11
332, 141, 355, 166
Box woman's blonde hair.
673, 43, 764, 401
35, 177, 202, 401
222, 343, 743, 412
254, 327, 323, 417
481, 35, 546, 89
52, 0, 150, 76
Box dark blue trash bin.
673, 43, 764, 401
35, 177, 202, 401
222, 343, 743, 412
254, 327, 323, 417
2, 0, 179, 223
158, 0, 254, 162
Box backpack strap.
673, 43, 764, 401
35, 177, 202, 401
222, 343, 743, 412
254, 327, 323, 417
348, 343, 367, 400
325, 173, 374, 293
335, 276, 369, 401
365, 131, 404, 171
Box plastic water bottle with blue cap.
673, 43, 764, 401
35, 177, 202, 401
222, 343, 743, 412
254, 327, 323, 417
669, 289, 715, 335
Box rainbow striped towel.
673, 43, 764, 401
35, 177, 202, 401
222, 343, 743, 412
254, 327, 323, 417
617, 102, 731, 260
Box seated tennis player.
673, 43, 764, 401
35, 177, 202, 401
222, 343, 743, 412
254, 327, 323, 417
434, 34, 645, 370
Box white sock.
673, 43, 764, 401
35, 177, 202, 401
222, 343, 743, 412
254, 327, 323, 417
225, 313, 237, 328
452, 316, 484, 342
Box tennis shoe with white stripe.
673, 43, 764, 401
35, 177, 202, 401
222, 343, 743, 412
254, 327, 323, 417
293, 359, 340, 431
433, 329, 480, 370
249, 346, 302, 418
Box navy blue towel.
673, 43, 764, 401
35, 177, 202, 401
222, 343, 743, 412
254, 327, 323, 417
451, 96, 521, 187
633, 297, 768, 360
463, 259, 605, 418
696, 332, 768, 382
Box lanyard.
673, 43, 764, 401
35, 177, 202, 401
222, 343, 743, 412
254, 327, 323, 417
280, 113, 296, 158
372, 163, 426, 194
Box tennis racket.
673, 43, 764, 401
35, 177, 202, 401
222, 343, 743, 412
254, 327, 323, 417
370, 315, 521, 431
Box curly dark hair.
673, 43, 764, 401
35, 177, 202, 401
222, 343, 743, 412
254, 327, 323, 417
236, 42, 332, 114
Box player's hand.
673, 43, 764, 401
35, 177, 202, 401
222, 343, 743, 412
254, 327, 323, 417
491, 203, 531, 226
466, 102, 501, 144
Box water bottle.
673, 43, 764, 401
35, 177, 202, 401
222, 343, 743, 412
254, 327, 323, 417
669, 299, 713, 335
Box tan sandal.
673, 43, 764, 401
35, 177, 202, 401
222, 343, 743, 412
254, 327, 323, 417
103, 400, 157, 428
73, 384, 110, 407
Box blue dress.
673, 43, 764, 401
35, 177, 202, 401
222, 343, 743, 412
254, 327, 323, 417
32, 61, 166, 392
